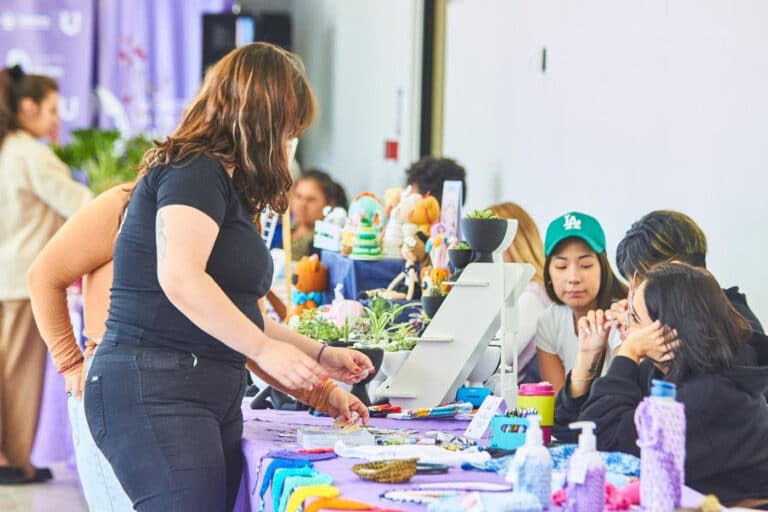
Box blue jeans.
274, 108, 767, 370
84, 341, 246, 511
70, 355, 134, 511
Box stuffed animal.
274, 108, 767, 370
383, 187, 403, 219
408, 194, 441, 236
360, 231, 430, 300
342, 192, 384, 255
382, 186, 421, 258
291, 255, 329, 317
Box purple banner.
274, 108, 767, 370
0, 0, 94, 141
95, 0, 232, 137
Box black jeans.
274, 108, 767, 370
84, 341, 247, 512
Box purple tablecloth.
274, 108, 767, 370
30, 353, 75, 468
234, 409, 708, 512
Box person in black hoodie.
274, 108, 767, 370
561, 263, 768, 508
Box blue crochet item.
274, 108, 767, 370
461, 445, 640, 478
273, 467, 317, 512
292, 291, 323, 306
258, 458, 313, 510
278, 472, 333, 512
549, 445, 640, 477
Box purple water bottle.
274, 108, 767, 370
635, 380, 686, 510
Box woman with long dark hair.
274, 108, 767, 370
83, 43, 373, 510
574, 263, 768, 507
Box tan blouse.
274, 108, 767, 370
26, 183, 336, 410
0, 130, 92, 300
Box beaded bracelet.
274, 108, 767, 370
58, 358, 84, 374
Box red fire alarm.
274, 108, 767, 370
384, 139, 399, 161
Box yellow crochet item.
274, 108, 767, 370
285, 484, 340, 512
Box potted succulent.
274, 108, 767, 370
461, 209, 508, 263
420, 286, 448, 319
448, 240, 472, 280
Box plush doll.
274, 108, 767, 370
359, 232, 430, 301
408, 194, 441, 236
382, 187, 403, 220
382, 186, 421, 258
320, 283, 364, 327
342, 192, 384, 255
291, 255, 329, 317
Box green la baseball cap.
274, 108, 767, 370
545, 212, 606, 256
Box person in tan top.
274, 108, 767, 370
27, 183, 369, 509
0, 65, 92, 484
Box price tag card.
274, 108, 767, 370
464, 395, 503, 439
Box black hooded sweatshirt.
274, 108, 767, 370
556, 333, 768, 505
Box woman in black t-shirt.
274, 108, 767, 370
84, 43, 374, 511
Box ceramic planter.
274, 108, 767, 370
461, 218, 509, 263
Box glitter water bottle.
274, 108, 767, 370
635, 379, 686, 511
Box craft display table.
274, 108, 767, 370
233, 408, 709, 512
320, 250, 404, 303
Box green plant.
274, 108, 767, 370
465, 209, 499, 220
428, 286, 449, 298
356, 297, 419, 347
454, 241, 471, 250
385, 323, 417, 352
296, 309, 342, 342
54, 129, 153, 194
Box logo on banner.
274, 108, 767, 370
0, 12, 50, 31
59, 97, 80, 123
59, 10, 82, 36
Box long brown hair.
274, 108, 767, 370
138, 42, 317, 215
488, 202, 545, 286
0, 65, 58, 146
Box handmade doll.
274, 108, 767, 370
291, 255, 329, 317
425, 222, 457, 270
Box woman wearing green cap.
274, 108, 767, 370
535, 212, 627, 394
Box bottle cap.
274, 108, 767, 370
525, 415, 544, 447
650, 379, 677, 399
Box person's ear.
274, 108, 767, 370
18, 97, 40, 118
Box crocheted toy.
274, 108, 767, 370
342, 193, 384, 255
408, 194, 440, 236
382, 186, 421, 257
292, 255, 329, 316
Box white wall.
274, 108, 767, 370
444, 0, 768, 323
242, 0, 424, 197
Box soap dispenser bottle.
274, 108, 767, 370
510, 414, 552, 509
564, 421, 605, 511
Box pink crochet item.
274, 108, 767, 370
552, 483, 635, 511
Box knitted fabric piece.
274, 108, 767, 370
565, 465, 606, 512
635, 397, 686, 510
267, 449, 338, 462
273, 467, 317, 511
278, 472, 333, 512
258, 458, 313, 508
